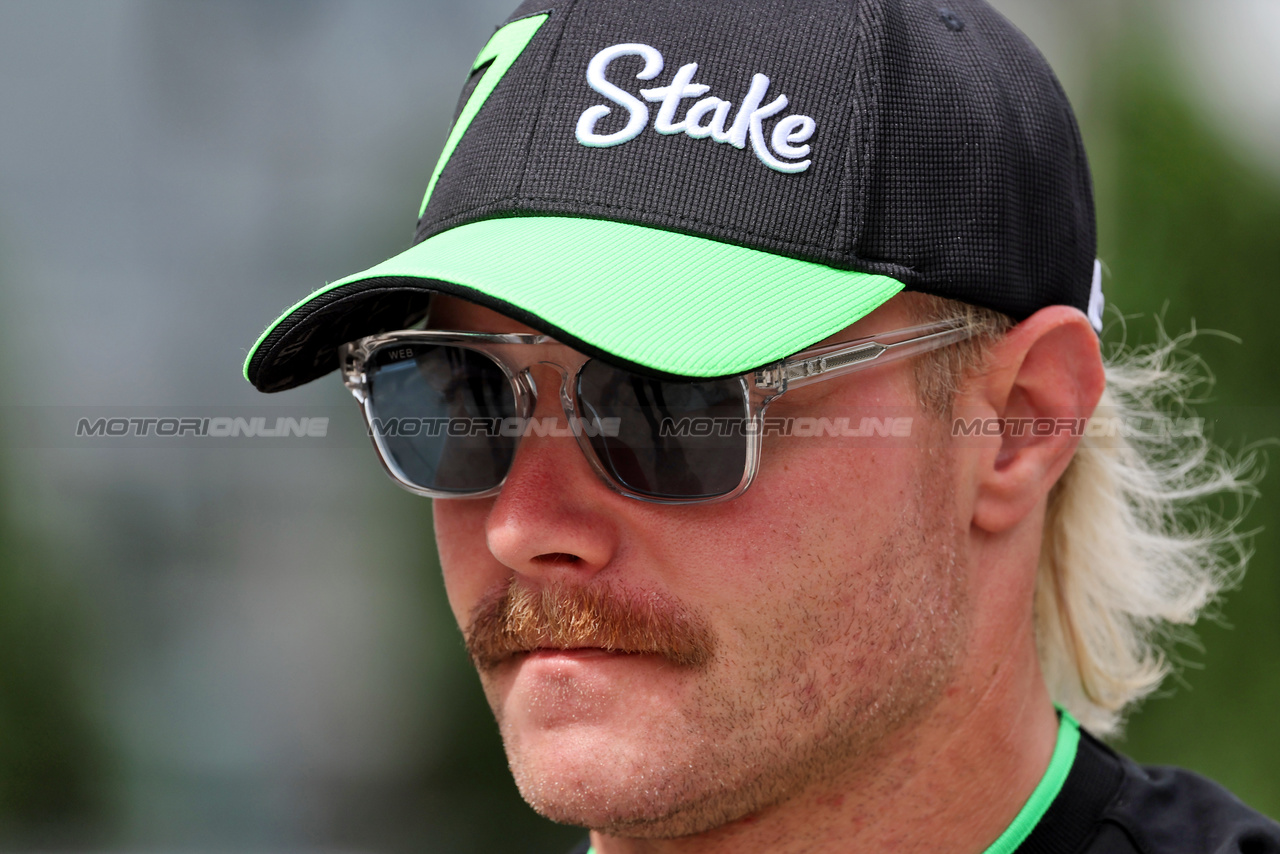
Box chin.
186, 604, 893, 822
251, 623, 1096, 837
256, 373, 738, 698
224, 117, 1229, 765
514, 773, 736, 839
480, 648, 736, 833
499, 727, 721, 839
501, 721, 774, 838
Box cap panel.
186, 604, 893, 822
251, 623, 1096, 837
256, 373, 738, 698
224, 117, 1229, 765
855, 0, 1095, 318
417, 13, 551, 217
419, 0, 867, 266
417, 3, 575, 235
515, 0, 862, 261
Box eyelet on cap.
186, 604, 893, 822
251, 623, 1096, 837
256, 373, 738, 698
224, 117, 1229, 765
937, 8, 965, 31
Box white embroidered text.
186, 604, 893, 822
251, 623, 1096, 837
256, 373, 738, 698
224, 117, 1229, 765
575, 43, 816, 174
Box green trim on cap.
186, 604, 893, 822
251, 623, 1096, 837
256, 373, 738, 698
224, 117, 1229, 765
418, 13, 549, 218
245, 217, 904, 381
980, 709, 1081, 854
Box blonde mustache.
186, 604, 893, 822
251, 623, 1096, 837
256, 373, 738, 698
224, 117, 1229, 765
465, 580, 715, 671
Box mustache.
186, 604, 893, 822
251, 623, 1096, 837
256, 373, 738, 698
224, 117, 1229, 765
464, 580, 715, 671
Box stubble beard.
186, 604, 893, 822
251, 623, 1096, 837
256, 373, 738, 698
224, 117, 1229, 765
477, 454, 969, 839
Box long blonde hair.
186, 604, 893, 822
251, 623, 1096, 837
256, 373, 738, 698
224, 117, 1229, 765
907, 294, 1257, 736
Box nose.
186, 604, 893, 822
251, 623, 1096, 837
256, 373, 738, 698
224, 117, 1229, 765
484, 363, 621, 582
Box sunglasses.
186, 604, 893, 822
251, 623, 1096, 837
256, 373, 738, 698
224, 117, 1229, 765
339, 319, 973, 504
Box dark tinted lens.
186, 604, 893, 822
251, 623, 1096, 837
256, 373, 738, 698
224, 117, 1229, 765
577, 361, 748, 499
366, 345, 518, 494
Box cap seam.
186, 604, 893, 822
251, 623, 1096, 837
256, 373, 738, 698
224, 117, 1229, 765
832, 0, 873, 255
848, 0, 887, 259
421, 196, 848, 261
1056, 71, 1097, 293
819, 4, 864, 255
516, 0, 581, 204
418, 201, 928, 284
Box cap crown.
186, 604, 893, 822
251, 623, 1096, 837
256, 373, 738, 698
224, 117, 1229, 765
417, 0, 1096, 321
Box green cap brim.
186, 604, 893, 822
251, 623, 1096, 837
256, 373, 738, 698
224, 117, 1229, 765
244, 217, 904, 390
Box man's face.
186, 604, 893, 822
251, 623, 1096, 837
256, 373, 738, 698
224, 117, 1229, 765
430, 296, 971, 837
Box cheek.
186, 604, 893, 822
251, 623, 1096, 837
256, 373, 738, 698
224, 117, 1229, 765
673, 440, 943, 661
752, 379, 933, 550
433, 497, 501, 627
754, 444, 920, 549
650, 446, 911, 632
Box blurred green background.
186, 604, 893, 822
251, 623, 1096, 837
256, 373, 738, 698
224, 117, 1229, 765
0, 0, 1276, 851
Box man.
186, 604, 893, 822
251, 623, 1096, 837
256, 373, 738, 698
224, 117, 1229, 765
244, 1, 1280, 851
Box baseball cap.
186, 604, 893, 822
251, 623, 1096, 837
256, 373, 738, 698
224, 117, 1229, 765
244, 0, 1102, 394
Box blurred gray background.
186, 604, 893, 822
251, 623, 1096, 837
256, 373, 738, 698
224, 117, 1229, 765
0, 1, 1277, 851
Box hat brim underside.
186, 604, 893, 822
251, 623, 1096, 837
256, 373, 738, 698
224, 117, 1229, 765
244, 216, 905, 392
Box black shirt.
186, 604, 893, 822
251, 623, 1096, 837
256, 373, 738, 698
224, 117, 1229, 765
565, 728, 1280, 853
1019, 730, 1280, 853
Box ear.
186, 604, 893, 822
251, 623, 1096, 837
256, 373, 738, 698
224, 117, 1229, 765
959, 306, 1106, 534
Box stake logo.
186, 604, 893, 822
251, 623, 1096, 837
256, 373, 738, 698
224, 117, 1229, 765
576, 43, 817, 174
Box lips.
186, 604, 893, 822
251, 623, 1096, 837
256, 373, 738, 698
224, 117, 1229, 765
524, 647, 620, 659
520, 646, 651, 661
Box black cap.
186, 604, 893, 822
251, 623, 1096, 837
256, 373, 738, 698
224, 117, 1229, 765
246, 0, 1101, 393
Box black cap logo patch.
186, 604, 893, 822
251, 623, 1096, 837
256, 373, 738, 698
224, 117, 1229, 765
575, 43, 816, 174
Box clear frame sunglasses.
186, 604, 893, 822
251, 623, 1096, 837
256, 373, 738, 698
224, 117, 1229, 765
339, 319, 974, 504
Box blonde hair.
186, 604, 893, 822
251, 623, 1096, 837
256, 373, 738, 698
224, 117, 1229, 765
905, 294, 1258, 737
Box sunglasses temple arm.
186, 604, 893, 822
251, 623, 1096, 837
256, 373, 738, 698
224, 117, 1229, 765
758, 324, 975, 393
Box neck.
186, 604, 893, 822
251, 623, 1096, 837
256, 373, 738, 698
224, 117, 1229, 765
590, 557, 1059, 854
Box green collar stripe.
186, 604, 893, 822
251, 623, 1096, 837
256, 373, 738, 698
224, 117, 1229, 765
981, 709, 1081, 854
418, 13, 549, 218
